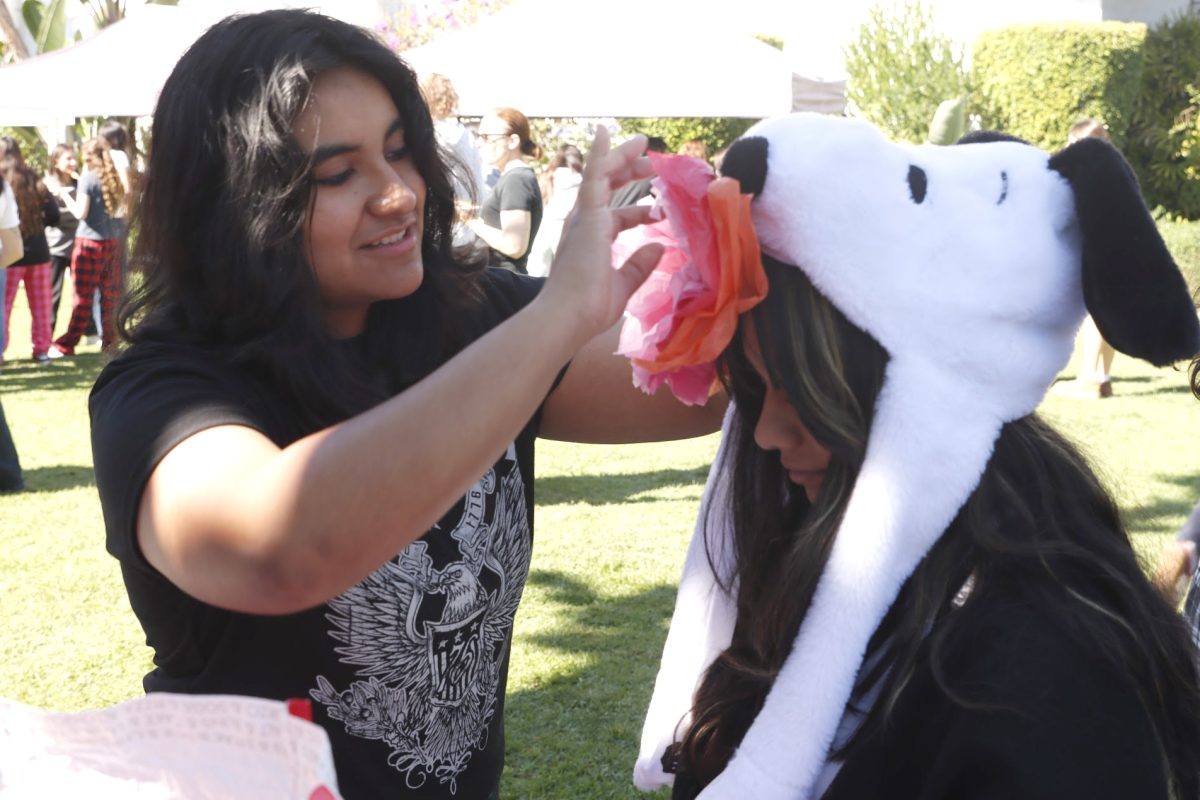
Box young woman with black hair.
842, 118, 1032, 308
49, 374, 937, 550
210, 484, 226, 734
88, 9, 718, 799
632, 115, 1200, 800
670, 259, 1200, 799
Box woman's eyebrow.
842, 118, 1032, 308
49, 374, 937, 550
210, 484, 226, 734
312, 143, 357, 165
311, 119, 405, 166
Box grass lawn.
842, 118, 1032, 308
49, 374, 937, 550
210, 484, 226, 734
0, 287, 1197, 798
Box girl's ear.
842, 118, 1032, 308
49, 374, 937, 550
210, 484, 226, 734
1049, 138, 1199, 366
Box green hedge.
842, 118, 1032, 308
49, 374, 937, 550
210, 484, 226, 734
971, 22, 1146, 151
1125, 13, 1200, 220
1159, 218, 1200, 297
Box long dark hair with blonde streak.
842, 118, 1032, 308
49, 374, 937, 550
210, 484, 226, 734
676, 256, 1200, 797
81, 138, 124, 218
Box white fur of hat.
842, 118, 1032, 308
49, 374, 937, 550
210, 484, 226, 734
635, 113, 1200, 798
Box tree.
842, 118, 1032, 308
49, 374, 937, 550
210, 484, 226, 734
380, 0, 514, 52
19, 0, 180, 56
0, 1, 32, 59
843, 1, 969, 143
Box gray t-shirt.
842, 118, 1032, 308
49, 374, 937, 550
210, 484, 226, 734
75, 170, 116, 241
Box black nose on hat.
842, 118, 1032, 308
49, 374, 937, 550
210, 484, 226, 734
719, 136, 768, 197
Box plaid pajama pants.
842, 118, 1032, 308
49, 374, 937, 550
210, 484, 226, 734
3, 261, 53, 358
54, 237, 121, 353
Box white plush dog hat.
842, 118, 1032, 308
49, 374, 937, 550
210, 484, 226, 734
634, 113, 1200, 799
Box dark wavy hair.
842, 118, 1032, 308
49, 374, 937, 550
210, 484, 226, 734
0, 136, 51, 239
678, 257, 1200, 796
121, 9, 485, 431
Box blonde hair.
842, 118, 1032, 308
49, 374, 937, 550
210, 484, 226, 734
1068, 118, 1110, 145
420, 73, 459, 120
82, 137, 125, 218
677, 138, 709, 160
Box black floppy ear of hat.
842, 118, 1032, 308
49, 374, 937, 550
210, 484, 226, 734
1049, 137, 1200, 366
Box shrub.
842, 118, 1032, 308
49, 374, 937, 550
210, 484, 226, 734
1159, 218, 1200, 296
843, 1, 970, 144
971, 22, 1146, 152
613, 118, 758, 159
0, 127, 48, 174
1125, 12, 1200, 220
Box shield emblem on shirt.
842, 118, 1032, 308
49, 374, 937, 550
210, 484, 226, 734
427, 604, 487, 708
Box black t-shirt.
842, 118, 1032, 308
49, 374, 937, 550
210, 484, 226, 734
90, 270, 550, 799
479, 165, 542, 275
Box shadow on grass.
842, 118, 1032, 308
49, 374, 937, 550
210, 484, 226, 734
1116, 380, 1193, 398
503, 569, 679, 796
0, 353, 104, 394
21, 464, 96, 492
1124, 471, 1200, 533
537, 467, 710, 506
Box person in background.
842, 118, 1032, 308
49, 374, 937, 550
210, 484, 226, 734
610, 135, 667, 208
419, 73, 483, 213
0, 167, 26, 491
0, 137, 60, 364
43, 143, 83, 335
467, 106, 543, 274
1182, 361, 1200, 635
1156, 353, 1200, 601
529, 143, 583, 277
1053, 118, 1117, 400
675, 138, 709, 161
88, 11, 722, 799
99, 120, 136, 204
49, 137, 124, 357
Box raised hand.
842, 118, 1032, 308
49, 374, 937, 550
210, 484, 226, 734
541, 128, 663, 345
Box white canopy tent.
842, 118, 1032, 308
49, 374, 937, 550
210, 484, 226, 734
401, 0, 796, 118
0, 5, 227, 127
0, 1, 380, 128
0, 0, 806, 127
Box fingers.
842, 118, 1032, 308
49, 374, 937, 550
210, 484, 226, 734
577, 125, 613, 209
614, 242, 665, 298
606, 134, 654, 191
580, 130, 656, 208
611, 204, 654, 234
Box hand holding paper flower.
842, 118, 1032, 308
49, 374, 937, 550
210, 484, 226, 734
614, 153, 767, 406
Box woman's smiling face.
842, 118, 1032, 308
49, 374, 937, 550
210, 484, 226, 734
294, 67, 427, 338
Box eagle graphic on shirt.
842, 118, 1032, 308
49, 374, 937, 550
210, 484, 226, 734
311, 444, 531, 794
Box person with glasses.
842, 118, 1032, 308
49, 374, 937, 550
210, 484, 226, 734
467, 107, 543, 274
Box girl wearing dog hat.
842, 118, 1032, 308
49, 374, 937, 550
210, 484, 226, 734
626, 114, 1200, 799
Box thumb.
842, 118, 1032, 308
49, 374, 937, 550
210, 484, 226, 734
614, 242, 664, 300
